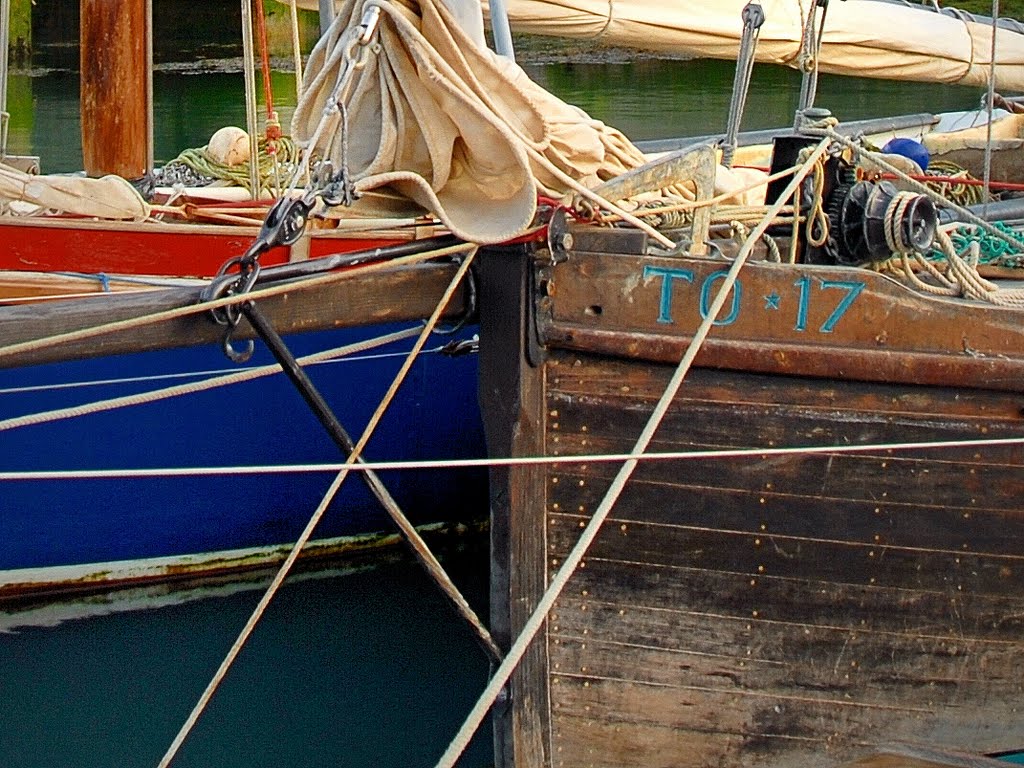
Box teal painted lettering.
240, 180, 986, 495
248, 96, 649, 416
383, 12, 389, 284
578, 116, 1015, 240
794, 275, 812, 332
699, 270, 742, 325
818, 279, 865, 333
643, 265, 694, 324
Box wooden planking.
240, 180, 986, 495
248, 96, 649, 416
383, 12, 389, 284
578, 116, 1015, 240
547, 510, 1024, 602
547, 674, 1022, 768
538, 347, 1024, 767
546, 473, 1023, 556
550, 599, 1023, 700
545, 545, 1024, 644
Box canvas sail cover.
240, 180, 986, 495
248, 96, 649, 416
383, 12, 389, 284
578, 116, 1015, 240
482, 0, 1024, 92
0, 163, 151, 220
290, 0, 653, 243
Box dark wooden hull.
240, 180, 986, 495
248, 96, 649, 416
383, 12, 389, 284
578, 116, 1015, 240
479, 242, 1024, 768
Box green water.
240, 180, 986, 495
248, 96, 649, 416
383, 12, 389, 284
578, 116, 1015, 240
0, 548, 494, 768
5, 33, 986, 173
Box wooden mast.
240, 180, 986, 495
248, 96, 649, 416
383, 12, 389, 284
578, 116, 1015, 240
80, 0, 151, 180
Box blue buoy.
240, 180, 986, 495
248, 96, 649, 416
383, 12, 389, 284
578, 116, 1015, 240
881, 137, 930, 171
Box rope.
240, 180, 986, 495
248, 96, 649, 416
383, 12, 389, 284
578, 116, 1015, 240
882, 190, 918, 254
157, 247, 479, 768
434, 136, 832, 768
730, 220, 782, 262
288, 0, 303, 93
923, 160, 986, 207
252, 0, 277, 130
880, 229, 1024, 306
241, 0, 261, 197
804, 154, 829, 248
168, 135, 299, 195
982, 0, 1000, 215
6, 433, 1024, 483
0, 328, 421, 434
944, 221, 1024, 268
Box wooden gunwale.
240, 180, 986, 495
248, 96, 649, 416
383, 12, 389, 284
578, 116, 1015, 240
535, 249, 1024, 392
0, 260, 471, 369
0, 217, 416, 277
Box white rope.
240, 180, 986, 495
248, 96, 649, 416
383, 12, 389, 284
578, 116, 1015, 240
0, 327, 420, 433
5, 433, 1024, 483
156, 247, 477, 768
0, 342, 447, 397
434, 136, 833, 768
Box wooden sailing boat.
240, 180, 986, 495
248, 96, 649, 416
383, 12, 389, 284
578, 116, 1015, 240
375, 2, 1022, 767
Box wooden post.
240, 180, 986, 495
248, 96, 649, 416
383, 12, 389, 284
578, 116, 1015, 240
79, 0, 151, 180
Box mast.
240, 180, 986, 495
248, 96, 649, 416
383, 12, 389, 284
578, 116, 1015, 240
80, 0, 152, 181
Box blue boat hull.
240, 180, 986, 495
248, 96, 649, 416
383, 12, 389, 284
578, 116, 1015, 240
0, 323, 485, 594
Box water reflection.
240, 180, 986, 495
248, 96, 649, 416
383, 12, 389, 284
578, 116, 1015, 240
8, 49, 985, 174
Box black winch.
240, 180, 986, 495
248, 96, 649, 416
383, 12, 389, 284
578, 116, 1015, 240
765, 133, 938, 265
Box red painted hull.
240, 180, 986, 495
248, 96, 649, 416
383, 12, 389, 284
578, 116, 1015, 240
0, 218, 408, 277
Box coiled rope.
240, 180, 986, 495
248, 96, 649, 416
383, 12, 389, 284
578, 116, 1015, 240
167, 135, 300, 195
884, 228, 1024, 307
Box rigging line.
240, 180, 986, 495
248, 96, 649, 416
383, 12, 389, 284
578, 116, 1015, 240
0, 327, 421, 434
156, 248, 479, 768
435, 137, 833, 768
288, 0, 303, 92
5, 433, 1024, 482
982, 0, 1000, 217
0, 341, 454, 397
0, 242, 474, 362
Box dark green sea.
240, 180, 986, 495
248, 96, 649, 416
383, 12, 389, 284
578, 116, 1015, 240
0, 2, 991, 766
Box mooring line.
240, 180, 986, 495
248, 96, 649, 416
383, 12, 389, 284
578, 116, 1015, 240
0, 328, 421, 433
0, 341, 457, 397
435, 137, 833, 768
0, 243, 471, 363
5, 432, 1024, 483
156, 246, 481, 768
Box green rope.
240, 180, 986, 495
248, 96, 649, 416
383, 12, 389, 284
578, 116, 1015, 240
930, 221, 1024, 269
170, 135, 300, 195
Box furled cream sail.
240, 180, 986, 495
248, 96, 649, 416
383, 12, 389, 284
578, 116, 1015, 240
291, 0, 657, 242
278, 0, 1024, 90
480, 0, 1024, 91
0, 163, 151, 220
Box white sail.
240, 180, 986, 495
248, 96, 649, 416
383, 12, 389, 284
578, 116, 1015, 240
481, 0, 1024, 91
